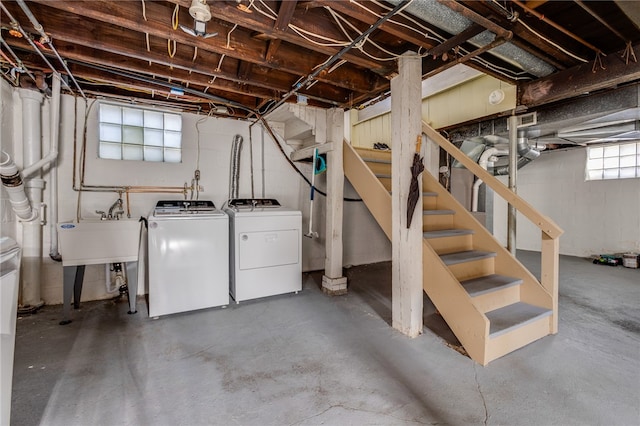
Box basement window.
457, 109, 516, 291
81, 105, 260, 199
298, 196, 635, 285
586, 142, 640, 180
98, 104, 182, 163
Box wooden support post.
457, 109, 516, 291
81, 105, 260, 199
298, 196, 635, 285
391, 52, 423, 337
322, 108, 348, 295
541, 231, 560, 334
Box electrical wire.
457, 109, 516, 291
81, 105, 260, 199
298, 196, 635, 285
172, 4, 179, 30
490, 0, 588, 63
254, 118, 362, 202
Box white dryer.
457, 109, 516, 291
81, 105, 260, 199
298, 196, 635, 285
147, 200, 229, 317
224, 199, 302, 303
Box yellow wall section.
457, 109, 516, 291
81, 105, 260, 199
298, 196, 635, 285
351, 75, 516, 148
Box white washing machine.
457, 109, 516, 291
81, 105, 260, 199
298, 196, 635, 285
148, 200, 229, 317
224, 199, 302, 303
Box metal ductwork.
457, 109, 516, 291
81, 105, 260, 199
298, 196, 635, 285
386, 0, 555, 77
493, 131, 540, 175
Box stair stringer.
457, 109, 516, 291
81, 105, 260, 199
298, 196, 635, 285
421, 170, 554, 317
422, 239, 491, 365
344, 142, 392, 239
345, 141, 490, 363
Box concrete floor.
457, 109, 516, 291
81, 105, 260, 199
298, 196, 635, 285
10, 251, 640, 425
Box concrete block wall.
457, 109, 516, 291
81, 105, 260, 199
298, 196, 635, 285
0, 80, 390, 305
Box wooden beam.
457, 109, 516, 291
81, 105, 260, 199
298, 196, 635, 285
391, 52, 423, 338
167, 0, 395, 77
518, 41, 640, 107
322, 108, 347, 295
275, 1, 298, 32
7, 37, 279, 99
314, 0, 440, 52
24, 0, 386, 94
266, 1, 297, 62
427, 24, 486, 58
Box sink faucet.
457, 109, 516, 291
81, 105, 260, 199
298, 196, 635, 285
107, 198, 124, 220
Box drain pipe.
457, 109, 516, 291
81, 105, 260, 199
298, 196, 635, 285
0, 152, 37, 221
48, 74, 62, 260
18, 88, 46, 310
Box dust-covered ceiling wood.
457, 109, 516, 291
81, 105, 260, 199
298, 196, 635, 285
1, 0, 639, 119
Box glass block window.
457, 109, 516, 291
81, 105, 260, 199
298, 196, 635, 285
586, 142, 640, 180
98, 104, 182, 163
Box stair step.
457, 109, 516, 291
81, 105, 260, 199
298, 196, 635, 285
389, 191, 438, 197
424, 229, 474, 239
375, 173, 392, 179
486, 302, 552, 338
440, 250, 496, 266
461, 274, 522, 297
423, 209, 455, 216
362, 158, 391, 164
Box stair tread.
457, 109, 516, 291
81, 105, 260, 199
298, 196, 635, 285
461, 274, 523, 297
424, 228, 474, 239
440, 250, 496, 265
423, 209, 456, 215
375, 173, 392, 178
486, 302, 552, 338
361, 158, 391, 164
389, 191, 438, 197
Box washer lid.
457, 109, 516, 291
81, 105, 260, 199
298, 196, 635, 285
227, 198, 281, 209
153, 200, 221, 216
0, 237, 19, 256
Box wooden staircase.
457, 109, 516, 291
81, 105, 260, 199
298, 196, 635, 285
344, 136, 561, 365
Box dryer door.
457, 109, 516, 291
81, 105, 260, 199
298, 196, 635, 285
238, 229, 299, 270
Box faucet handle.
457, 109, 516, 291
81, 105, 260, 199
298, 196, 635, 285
95, 210, 107, 220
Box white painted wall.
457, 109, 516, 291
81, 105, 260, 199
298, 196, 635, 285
1, 81, 390, 305
493, 148, 640, 257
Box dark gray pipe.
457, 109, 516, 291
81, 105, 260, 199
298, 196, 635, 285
228, 135, 244, 200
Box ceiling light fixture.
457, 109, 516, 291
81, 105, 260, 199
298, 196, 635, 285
179, 0, 218, 39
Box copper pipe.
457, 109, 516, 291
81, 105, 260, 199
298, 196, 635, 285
437, 0, 513, 41
574, 0, 628, 44
126, 190, 131, 218
512, 0, 603, 54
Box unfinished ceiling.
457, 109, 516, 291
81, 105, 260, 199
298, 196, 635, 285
1, 0, 639, 121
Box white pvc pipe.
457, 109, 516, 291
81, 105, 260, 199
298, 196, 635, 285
471, 148, 508, 212
19, 88, 45, 309
0, 152, 37, 221
48, 73, 61, 259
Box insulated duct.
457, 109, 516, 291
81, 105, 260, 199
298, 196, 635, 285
228, 134, 244, 200
386, 0, 555, 77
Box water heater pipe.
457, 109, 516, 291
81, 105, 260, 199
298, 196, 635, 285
471, 147, 508, 212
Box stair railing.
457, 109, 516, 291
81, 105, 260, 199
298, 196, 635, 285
422, 121, 563, 333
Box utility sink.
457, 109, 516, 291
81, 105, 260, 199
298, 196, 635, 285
57, 219, 141, 267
